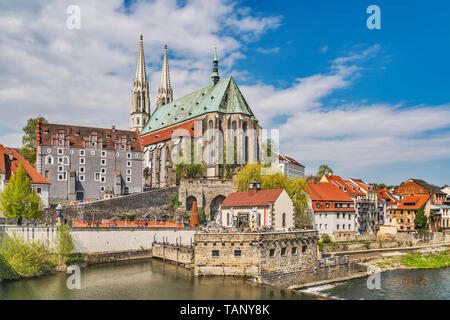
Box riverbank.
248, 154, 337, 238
371, 249, 450, 272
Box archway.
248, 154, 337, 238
210, 195, 226, 221
186, 196, 197, 212
76, 191, 84, 201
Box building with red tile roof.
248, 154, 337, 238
387, 195, 431, 232
36, 121, 143, 201
307, 182, 356, 235
319, 175, 382, 234
0, 144, 50, 210
219, 181, 294, 230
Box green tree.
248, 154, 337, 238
234, 164, 312, 228
0, 163, 44, 224
316, 164, 333, 181
55, 225, 75, 265
20, 116, 47, 167
174, 139, 206, 179
168, 193, 182, 214
414, 204, 429, 233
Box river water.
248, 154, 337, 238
301, 267, 450, 300
0, 259, 312, 300
0, 260, 448, 300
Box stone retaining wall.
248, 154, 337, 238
151, 242, 193, 267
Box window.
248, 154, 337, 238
348, 224, 351, 230
101, 159, 106, 166
337, 224, 340, 230
58, 148, 63, 155
302, 246, 307, 253
36, 188, 41, 194
292, 247, 297, 255
212, 250, 219, 258
79, 174, 85, 182
80, 158, 85, 164
127, 161, 132, 167
343, 224, 346, 230
126, 176, 131, 183
70, 150, 74, 154
316, 203, 320, 209
281, 248, 286, 256
58, 157, 63, 164
100, 186, 105, 192
45, 156, 54, 165
91, 151, 95, 155
94, 172, 100, 181
47, 148, 51, 153
269, 249, 275, 257
79, 166, 85, 173
101, 151, 106, 157
116, 153, 120, 157
80, 150, 85, 156
101, 168, 106, 174
234, 250, 242, 258
326, 203, 330, 208
58, 172, 67, 181
101, 176, 106, 183
135, 153, 139, 159
337, 213, 340, 219
325, 224, 328, 229
44, 170, 49, 178
126, 169, 132, 175
58, 166, 64, 172
127, 153, 132, 159
282, 213, 286, 228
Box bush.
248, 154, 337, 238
321, 234, 332, 244
0, 234, 56, 277
55, 225, 75, 264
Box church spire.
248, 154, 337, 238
156, 44, 173, 108
131, 34, 150, 132
211, 46, 220, 86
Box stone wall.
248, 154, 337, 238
61, 187, 179, 221
0, 226, 195, 253
151, 242, 193, 267
178, 179, 235, 219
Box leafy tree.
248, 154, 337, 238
414, 204, 429, 233
234, 164, 312, 227
0, 163, 44, 224
168, 193, 182, 214
174, 139, 206, 179
20, 116, 47, 167
198, 207, 206, 222
316, 164, 333, 180
55, 225, 75, 265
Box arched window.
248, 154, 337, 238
45, 155, 53, 165
282, 213, 286, 228
243, 122, 248, 163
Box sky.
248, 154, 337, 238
0, 0, 449, 186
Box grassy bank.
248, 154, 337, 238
400, 250, 450, 269
375, 250, 450, 270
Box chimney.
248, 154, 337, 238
8, 152, 13, 161
111, 125, 116, 132
249, 181, 261, 196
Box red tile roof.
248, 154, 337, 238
323, 175, 366, 196
376, 188, 399, 204
38, 123, 142, 152
141, 119, 200, 146
397, 195, 430, 210
308, 182, 354, 202
0, 144, 49, 184
221, 189, 284, 207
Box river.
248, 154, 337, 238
1, 260, 448, 300
0, 259, 313, 300
300, 267, 450, 300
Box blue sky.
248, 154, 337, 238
0, 0, 449, 186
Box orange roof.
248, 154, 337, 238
376, 188, 399, 204
323, 175, 366, 196
308, 182, 354, 202
397, 195, 430, 210
0, 144, 49, 184
141, 119, 200, 146
221, 189, 284, 207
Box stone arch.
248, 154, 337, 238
186, 195, 197, 212
210, 195, 226, 221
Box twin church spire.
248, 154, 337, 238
131, 35, 220, 131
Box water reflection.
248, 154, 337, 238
0, 259, 314, 300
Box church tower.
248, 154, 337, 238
156, 44, 173, 108
131, 35, 150, 132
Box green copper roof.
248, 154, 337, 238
141, 76, 256, 134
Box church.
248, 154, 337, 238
132, 36, 262, 188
